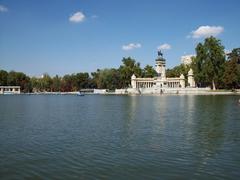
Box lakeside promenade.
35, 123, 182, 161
12, 89, 240, 96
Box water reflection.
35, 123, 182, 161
192, 96, 226, 174
152, 96, 168, 132
0, 95, 239, 179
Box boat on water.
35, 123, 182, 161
77, 92, 84, 96
3, 92, 15, 95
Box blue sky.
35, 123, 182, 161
0, 0, 240, 76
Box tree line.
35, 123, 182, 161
192, 37, 240, 90
0, 57, 157, 92
164, 37, 240, 90
0, 37, 239, 92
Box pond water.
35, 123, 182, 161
0, 95, 240, 179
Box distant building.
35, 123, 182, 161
0, 86, 21, 94
116, 51, 212, 94
93, 89, 107, 94
181, 55, 195, 65
130, 51, 195, 91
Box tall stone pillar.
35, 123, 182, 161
187, 69, 195, 87
155, 57, 166, 79
180, 74, 185, 88
131, 74, 137, 88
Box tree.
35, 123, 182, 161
0, 70, 8, 85
75, 72, 90, 89
31, 77, 40, 92
143, 65, 157, 78
52, 75, 61, 92
166, 64, 190, 84
118, 57, 142, 88
223, 48, 240, 89
227, 48, 240, 65
193, 36, 225, 89
92, 69, 120, 90
91, 69, 100, 89
6, 71, 31, 92
7, 71, 17, 86
61, 74, 74, 92
192, 44, 208, 87
41, 73, 53, 92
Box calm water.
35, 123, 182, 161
0, 95, 240, 179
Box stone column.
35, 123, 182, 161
188, 69, 195, 87
180, 74, 185, 88
131, 74, 137, 88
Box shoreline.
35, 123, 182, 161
1, 91, 240, 96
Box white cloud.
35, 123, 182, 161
69, 11, 86, 23
122, 43, 141, 50
0, 5, 8, 12
157, 43, 171, 50
190, 25, 224, 38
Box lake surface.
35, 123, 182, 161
0, 95, 240, 179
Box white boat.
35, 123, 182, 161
77, 92, 84, 96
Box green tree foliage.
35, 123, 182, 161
0, 70, 8, 85
192, 36, 225, 89
31, 77, 41, 92
90, 57, 148, 89
1, 43, 239, 92
143, 65, 157, 78
166, 64, 190, 78
91, 69, 100, 89
6, 71, 31, 92
52, 75, 61, 92
97, 69, 121, 89
223, 48, 240, 89
41, 74, 53, 92
192, 44, 208, 87
166, 64, 190, 85
61, 74, 75, 92
30, 73, 92, 92
75, 73, 91, 89
118, 57, 142, 88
